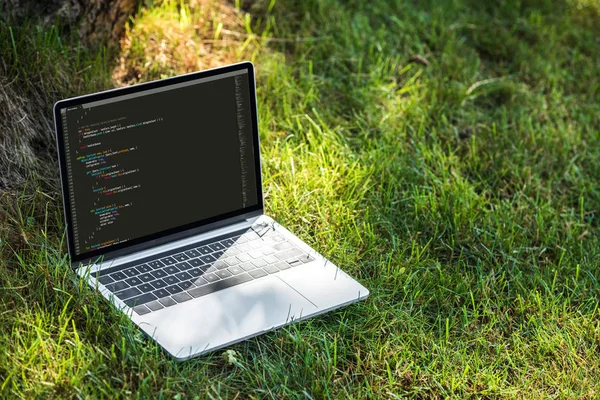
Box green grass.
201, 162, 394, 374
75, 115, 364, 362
1, 0, 600, 397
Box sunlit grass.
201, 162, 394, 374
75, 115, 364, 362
1, 0, 599, 397
114, 0, 262, 86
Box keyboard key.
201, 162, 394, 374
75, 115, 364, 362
161, 257, 177, 265
264, 255, 279, 264
225, 247, 240, 256
264, 237, 278, 245
243, 232, 260, 241
173, 253, 189, 262
249, 269, 268, 279
125, 293, 157, 307
150, 279, 167, 289
165, 285, 183, 295
236, 244, 251, 253
110, 271, 127, 281
248, 241, 263, 249
138, 283, 154, 293
164, 266, 179, 275
175, 271, 192, 281
213, 261, 228, 270
275, 248, 304, 261
133, 305, 151, 315
191, 277, 208, 286
275, 261, 291, 271
197, 246, 212, 255
228, 266, 244, 275
178, 280, 194, 290
176, 261, 192, 270
260, 247, 276, 255
209, 243, 225, 251
159, 297, 177, 307
237, 253, 252, 262
125, 277, 142, 286
188, 268, 203, 277
188, 273, 253, 298
139, 273, 154, 282
153, 288, 170, 298
263, 264, 279, 274
185, 249, 201, 258
225, 257, 241, 266
222, 239, 235, 247
215, 270, 233, 279
203, 273, 219, 283
212, 250, 224, 259
205, 265, 219, 274
240, 262, 256, 272
123, 268, 138, 278
164, 276, 180, 285
98, 275, 114, 285
252, 259, 267, 268
271, 234, 285, 242
148, 260, 164, 269
136, 264, 152, 273
273, 242, 293, 251
172, 292, 192, 303
115, 287, 142, 300
200, 255, 216, 264
146, 301, 164, 311
244, 231, 261, 241
106, 281, 129, 292
151, 269, 168, 279
249, 250, 263, 259
189, 258, 204, 267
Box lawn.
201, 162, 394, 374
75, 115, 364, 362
1, 0, 600, 398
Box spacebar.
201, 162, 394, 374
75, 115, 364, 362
188, 273, 253, 298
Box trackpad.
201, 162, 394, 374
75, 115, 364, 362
139, 276, 317, 358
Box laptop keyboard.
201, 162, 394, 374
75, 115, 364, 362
95, 228, 315, 315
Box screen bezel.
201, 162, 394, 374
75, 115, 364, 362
54, 62, 263, 265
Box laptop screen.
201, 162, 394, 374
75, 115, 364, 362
55, 64, 261, 262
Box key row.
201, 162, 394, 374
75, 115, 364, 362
99, 238, 293, 285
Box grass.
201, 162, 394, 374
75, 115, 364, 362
1, 0, 600, 397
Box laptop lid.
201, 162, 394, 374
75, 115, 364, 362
54, 62, 263, 265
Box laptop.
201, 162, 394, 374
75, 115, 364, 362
53, 61, 369, 360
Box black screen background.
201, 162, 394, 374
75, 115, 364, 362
61, 72, 258, 255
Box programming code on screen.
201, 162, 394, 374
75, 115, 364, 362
60, 70, 258, 255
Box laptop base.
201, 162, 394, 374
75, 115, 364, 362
81, 214, 369, 359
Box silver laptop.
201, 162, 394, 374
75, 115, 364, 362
53, 61, 369, 360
